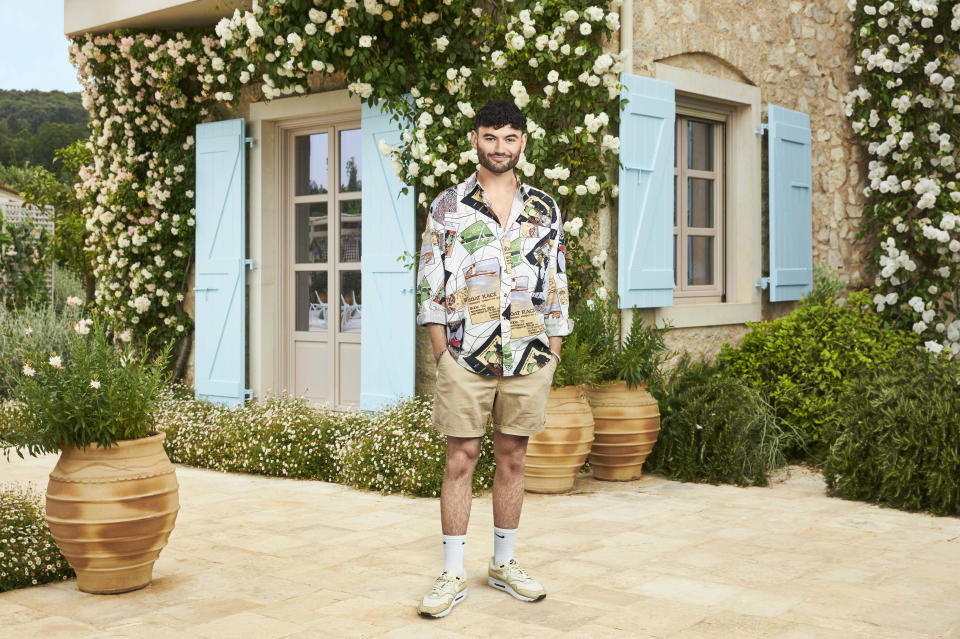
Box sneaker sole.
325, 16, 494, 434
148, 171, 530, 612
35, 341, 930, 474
418, 588, 468, 618
487, 576, 546, 602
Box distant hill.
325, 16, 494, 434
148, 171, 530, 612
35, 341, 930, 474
0, 90, 88, 174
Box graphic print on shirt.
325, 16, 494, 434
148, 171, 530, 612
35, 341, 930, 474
509, 276, 542, 339
415, 172, 573, 377
464, 258, 500, 324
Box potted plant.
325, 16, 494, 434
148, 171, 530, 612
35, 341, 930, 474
523, 306, 613, 494
581, 295, 670, 481
1, 313, 178, 594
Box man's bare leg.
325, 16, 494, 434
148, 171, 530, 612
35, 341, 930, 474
441, 435, 482, 535
492, 431, 528, 529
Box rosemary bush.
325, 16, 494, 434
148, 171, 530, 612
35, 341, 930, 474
823, 352, 960, 516
647, 354, 802, 487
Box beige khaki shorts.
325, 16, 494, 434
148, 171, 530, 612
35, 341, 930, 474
432, 350, 557, 438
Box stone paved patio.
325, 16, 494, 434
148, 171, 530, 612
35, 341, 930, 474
2, 454, 959, 638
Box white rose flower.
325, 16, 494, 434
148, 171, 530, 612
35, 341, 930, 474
359, 35, 374, 48
563, 9, 579, 23
422, 12, 439, 24
575, 184, 588, 195
435, 35, 449, 52
596, 286, 608, 300
924, 340, 944, 354
547, 69, 560, 83
558, 185, 569, 195
580, 22, 592, 35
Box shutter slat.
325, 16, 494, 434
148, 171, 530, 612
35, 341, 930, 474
194, 118, 247, 407
618, 73, 676, 308
359, 102, 415, 410
768, 104, 813, 302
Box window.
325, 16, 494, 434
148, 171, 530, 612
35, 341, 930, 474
673, 113, 725, 304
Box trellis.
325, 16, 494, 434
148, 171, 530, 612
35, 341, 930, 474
0, 203, 56, 304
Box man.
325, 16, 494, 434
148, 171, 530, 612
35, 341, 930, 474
415, 100, 573, 618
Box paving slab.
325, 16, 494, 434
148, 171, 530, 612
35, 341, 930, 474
2, 454, 959, 638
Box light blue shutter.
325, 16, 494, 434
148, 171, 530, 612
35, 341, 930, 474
767, 104, 813, 302
360, 102, 415, 410
194, 119, 247, 407
618, 73, 676, 308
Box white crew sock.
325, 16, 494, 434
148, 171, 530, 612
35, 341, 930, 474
493, 526, 518, 565
442, 534, 466, 577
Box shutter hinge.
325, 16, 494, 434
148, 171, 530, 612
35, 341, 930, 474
245, 136, 257, 148
754, 123, 768, 136
244, 388, 256, 399
754, 277, 770, 290
244, 259, 258, 270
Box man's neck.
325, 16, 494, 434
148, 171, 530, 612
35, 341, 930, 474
477, 167, 519, 194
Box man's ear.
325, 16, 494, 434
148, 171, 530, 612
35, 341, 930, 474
469, 129, 477, 150
520, 132, 528, 153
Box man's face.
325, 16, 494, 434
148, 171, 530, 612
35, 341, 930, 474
471, 124, 526, 174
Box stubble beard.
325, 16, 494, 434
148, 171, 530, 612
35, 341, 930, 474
477, 148, 519, 175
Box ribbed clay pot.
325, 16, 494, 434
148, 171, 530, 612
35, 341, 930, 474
44, 431, 180, 594
524, 385, 594, 494
584, 381, 661, 481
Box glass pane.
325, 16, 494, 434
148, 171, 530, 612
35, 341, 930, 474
687, 178, 714, 228
339, 271, 362, 333
687, 120, 714, 171
687, 236, 714, 286
296, 271, 329, 332
294, 133, 329, 196
295, 202, 328, 263
339, 129, 362, 192
340, 200, 362, 263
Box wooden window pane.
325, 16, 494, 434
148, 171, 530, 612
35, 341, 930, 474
687, 178, 714, 228
296, 271, 329, 332
339, 271, 362, 333
339, 129, 362, 193
339, 200, 361, 263
294, 133, 329, 195
687, 236, 714, 286
687, 120, 714, 171
295, 202, 328, 264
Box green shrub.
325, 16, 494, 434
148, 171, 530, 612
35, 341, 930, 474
823, 353, 960, 516
0, 302, 81, 398
157, 385, 496, 497
52, 268, 86, 315
647, 354, 802, 486
802, 262, 846, 307
0, 483, 75, 592
718, 290, 919, 457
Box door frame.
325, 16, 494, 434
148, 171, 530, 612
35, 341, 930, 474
279, 112, 363, 407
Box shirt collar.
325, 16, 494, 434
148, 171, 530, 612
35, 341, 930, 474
465, 170, 533, 203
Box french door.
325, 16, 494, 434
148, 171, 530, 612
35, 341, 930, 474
285, 119, 363, 407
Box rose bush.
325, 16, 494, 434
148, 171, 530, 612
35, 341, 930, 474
843, 0, 960, 355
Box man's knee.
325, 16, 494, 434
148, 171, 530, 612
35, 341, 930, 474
445, 437, 481, 479
494, 436, 527, 476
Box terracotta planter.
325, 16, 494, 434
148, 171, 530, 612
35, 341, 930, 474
584, 380, 660, 481
44, 431, 180, 594
524, 385, 594, 494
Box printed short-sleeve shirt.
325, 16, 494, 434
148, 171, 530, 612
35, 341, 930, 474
416, 171, 574, 377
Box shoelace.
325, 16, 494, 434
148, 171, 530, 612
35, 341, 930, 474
505, 561, 533, 582
429, 573, 460, 596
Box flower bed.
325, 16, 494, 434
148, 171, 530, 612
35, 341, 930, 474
156, 384, 496, 497
0, 483, 74, 592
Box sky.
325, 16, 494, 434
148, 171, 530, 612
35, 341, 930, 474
0, 0, 82, 92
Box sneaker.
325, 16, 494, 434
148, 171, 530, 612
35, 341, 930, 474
487, 558, 546, 602
418, 570, 468, 618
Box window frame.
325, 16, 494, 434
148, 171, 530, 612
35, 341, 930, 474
673, 109, 727, 304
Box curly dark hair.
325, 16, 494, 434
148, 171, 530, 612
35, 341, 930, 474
475, 100, 526, 133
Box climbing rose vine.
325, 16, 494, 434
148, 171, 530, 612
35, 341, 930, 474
69, 0, 621, 350
843, 0, 960, 355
